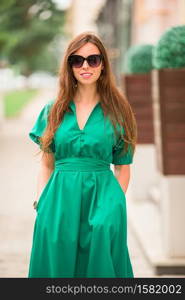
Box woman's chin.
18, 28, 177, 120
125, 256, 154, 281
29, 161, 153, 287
77, 79, 97, 86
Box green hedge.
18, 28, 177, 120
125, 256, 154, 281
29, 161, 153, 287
153, 25, 185, 69
124, 44, 154, 74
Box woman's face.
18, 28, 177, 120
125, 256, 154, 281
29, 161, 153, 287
71, 42, 104, 86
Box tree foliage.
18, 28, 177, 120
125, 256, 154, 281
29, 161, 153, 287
0, 0, 66, 75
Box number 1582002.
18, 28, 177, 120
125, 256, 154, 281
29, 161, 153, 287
137, 284, 182, 294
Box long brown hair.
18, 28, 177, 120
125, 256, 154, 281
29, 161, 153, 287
39, 31, 137, 159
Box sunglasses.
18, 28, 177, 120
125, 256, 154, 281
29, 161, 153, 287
68, 54, 103, 68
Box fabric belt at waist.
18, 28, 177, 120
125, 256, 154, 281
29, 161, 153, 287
55, 157, 110, 172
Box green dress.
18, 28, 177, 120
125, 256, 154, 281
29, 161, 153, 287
28, 99, 134, 278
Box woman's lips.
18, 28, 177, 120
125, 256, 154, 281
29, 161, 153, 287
80, 73, 93, 78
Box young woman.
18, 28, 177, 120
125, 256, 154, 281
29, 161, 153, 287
28, 31, 137, 278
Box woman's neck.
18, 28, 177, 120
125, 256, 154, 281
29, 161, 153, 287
74, 83, 100, 104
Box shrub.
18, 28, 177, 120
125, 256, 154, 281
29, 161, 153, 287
153, 25, 185, 69
124, 44, 154, 74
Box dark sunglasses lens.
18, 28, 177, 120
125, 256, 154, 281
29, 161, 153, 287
69, 54, 102, 68
88, 55, 102, 67
69, 56, 83, 68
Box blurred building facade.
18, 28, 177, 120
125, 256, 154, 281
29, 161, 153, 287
132, 0, 185, 44
66, 0, 185, 82
128, 0, 185, 276
65, 0, 106, 37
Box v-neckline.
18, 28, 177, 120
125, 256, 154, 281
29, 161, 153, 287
70, 100, 100, 132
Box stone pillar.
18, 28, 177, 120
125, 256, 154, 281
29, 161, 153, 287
152, 68, 185, 258
121, 73, 157, 202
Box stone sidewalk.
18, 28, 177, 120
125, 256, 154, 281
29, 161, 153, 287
0, 89, 155, 278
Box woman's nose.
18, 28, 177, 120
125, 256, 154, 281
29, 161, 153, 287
82, 59, 89, 68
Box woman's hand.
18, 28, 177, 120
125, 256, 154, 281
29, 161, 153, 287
114, 164, 131, 194
33, 152, 55, 209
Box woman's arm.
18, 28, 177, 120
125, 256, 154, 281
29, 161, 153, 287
114, 164, 131, 194
36, 152, 55, 201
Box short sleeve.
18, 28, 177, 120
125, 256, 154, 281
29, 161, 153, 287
29, 99, 55, 153
112, 137, 133, 165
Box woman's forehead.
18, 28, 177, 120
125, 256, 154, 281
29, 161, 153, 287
74, 42, 100, 56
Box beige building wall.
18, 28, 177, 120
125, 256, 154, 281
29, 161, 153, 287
65, 0, 106, 38
132, 0, 185, 45
129, 0, 185, 273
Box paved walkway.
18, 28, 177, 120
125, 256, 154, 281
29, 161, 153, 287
0, 89, 155, 278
